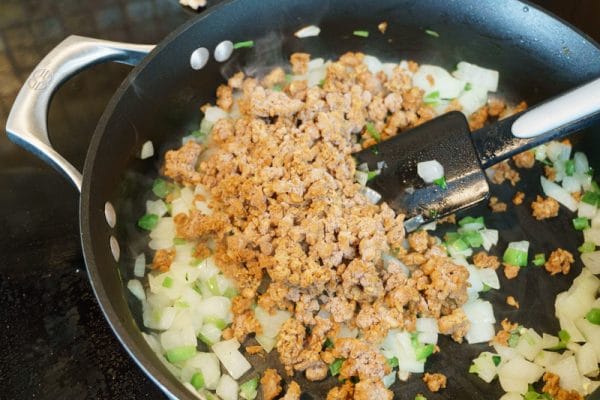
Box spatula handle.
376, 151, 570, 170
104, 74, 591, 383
512, 77, 600, 139
472, 77, 600, 169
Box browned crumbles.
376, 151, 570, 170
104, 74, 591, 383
487, 98, 506, 117
438, 213, 456, 224
512, 150, 535, 169
227, 71, 245, 89
489, 196, 507, 213
354, 379, 393, 400
490, 161, 520, 186
423, 372, 447, 392
506, 295, 520, 309
163, 53, 480, 393
281, 381, 302, 400
544, 248, 574, 276
437, 308, 470, 343
468, 106, 489, 131
512, 191, 525, 206
542, 372, 583, 400
378, 21, 388, 34
245, 345, 264, 355
163, 141, 204, 185
290, 53, 310, 75
499, 100, 528, 120
492, 318, 518, 346
261, 368, 282, 400
151, 248, 175, 272
326, 381, 355, 400
531, 195, 559, 220
472, 251, 500, 270
216, 84, 233, 111
503, 264, 520, 280
544, 165, 557, 181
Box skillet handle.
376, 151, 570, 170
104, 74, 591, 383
6, 35, 155, 192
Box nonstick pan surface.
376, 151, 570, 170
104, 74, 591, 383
11, 0, 600, 398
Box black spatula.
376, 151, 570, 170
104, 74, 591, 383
353, 78, 600, 231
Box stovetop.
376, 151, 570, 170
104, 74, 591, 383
0, 1, 599, 399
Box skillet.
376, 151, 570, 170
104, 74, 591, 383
7, 0, 600, 398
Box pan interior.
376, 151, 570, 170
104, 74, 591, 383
81, 0, 600, 398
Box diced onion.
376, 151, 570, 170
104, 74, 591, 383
204, 106, 228, 124
581, 251, 600, 274
361, 186, 382, 204
212, 339, 252, 380
216, 374, 239, 400
457, 85, 488, 116
140, 140, 154, 159
127, 279, 146, 301
546, 355, 583, 392
546, 141, 572, 164
147, 199, 168, 217
160, 325, 197, 350
134, 253, 146, 278
185, 353, 221, 390
294, 25, 320, 38
452, 62, 499, 92
254, 306, 291, 339
497, 356, 544, 394
413, 65, 463, 99
417, 160, 444, 183
541, 176, 578, 211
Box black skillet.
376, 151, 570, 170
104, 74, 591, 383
6, 0, 600, 398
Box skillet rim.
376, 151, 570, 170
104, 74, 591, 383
80, 1, 600, 398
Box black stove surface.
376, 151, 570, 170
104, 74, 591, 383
0, 1, 598, 399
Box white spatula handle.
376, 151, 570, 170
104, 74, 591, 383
512, 77, 600, 139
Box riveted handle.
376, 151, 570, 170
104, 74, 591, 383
6, 35, 154, 192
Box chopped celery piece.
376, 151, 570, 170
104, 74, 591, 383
572, 217, 590, 231
239, 377, 259, 400
233, 40, 254, 49
565, 159, 575, 176
423, 90, 440, 105
207, 275, 220, 295
367, 170, 380, 181
204, 316, 228, 330
578, 242, 596, 253
548, 329, 570, 350
223, 287, 238, 298
585, 308, 600, 325
165, 346, 196, 363
138, 213, 159, 230
353, 30, 369, 38
366, 122, 381, 142
162, 276, 174, 288
503, 248, 528, 267
581, 191, 600, 206
190, 372, 205, 389
173, 237, 187, 245
532, 253, 546, 267
329, 358, 344, 376
152, 179, 171, 198
458, 216, 484, 227
433, 176, 447, 190
461, 230, 483, 248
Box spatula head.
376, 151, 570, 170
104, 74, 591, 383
353, 111, 489, 230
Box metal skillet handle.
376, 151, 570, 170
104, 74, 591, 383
6, 35, 154, 192
512, 77, 600, 139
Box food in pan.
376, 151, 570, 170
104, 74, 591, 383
127, 51, 600, 399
